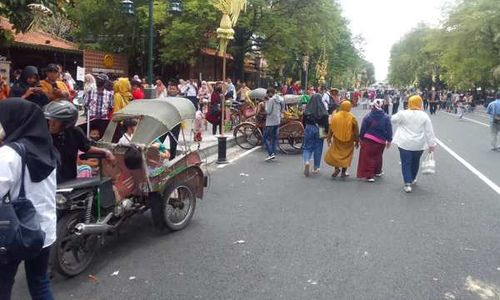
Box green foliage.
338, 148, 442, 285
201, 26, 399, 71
0, 0, 69, 33
32, 0, 371, 85
389, 0, 500, 90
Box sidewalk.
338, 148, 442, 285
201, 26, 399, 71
166, 120, 237, 159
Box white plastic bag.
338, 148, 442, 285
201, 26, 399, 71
421, 152, 436, 175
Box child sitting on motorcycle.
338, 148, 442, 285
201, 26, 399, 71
43, 100, 115, 183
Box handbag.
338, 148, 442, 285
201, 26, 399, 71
0, 143, 45, 263
421, 152, 436, 175
210, 103, 221, 116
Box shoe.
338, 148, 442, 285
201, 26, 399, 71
375, 171, 384, 177
270, 154, 276, 160
304, 163, 310, 177
367, 178, 375, 182
403, 185, 412, 193
412, 179, 417, 185
265, 155, 274, 161
312, 168, 320, 174
331, 169, 341, 178
341, 172, 350, 178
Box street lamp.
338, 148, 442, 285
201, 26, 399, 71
121, 0, 182, 98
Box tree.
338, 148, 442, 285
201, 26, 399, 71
0, 0, 70, 33
388, 0, 500, 91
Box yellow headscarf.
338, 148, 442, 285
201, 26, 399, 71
114, 78, 132, 112
408, 95, 423, 110
330, 101, 356, 142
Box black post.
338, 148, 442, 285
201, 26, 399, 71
216, 136, 228, 164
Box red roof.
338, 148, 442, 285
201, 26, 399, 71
0, 17, 80, 53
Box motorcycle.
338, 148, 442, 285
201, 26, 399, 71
51, 98, 207, 277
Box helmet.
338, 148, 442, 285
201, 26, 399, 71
43, 100, 78, 129
95, 74, 109, 87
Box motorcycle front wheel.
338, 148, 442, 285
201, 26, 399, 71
162, 183, 196, 231
50, 212, 99, 277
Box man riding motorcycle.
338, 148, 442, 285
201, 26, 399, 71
43, 100, 115, 183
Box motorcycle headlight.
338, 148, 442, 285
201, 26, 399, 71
56, 194, 68, 205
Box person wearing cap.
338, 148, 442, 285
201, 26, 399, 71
391, 95, 437, 193
39, 63, 70, 101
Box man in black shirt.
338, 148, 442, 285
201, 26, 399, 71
43, 100, 114, 183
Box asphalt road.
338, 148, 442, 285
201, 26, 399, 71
11, 107, 500, 300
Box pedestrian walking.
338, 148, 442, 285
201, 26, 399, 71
206, 84, 223, 135
114, 77, 133, 112
392, 91, 400, 115
302, 94, 329, 176
383, 91, 390, 114
391, 95, 437, 193
486, 92, 500, 151
357, 99, 393, 182
9, 66, 49, 108
263, 88, 284, 161
0, 98, 59, 300
325, 101, 359, 178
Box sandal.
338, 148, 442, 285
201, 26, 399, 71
331, 168, 341, 178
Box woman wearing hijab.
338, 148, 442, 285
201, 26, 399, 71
357, 99, 393, 182
155, 80, 167, 99
325, 101, 359, 178
84, 74, 97, 93
9, 66, 49, 108
392, 95, 437, 193
0, 98, 58, 300
302, 93, 329, 176
113, 77, 133, 112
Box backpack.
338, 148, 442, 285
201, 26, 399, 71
0, 143, 45, 263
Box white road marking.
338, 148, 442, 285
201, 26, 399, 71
436, 138, 500, 196
442, 112, 489, 127
217, 146, 262, 169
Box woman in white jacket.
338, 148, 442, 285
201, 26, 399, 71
0, 98, 58, 299
391, 95, 437, 193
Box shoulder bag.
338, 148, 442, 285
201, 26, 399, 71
0, 143, 45, 263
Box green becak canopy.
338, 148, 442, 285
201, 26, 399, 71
112, 98, 195, 144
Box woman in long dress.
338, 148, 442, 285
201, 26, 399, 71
325, 101, 359, 178
357, 99, 393, 182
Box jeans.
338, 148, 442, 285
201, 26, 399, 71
0, 247, 54, 300
263, 125, 279, 156
302, 124, 324, 169
398, 148, 424, 184
491, 122, 500, 149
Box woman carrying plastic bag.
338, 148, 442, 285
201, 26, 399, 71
391, 95, 437, 193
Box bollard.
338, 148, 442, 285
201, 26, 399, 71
216, 136, 229, 164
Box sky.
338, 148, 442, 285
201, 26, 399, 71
338, 0, 451, 81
